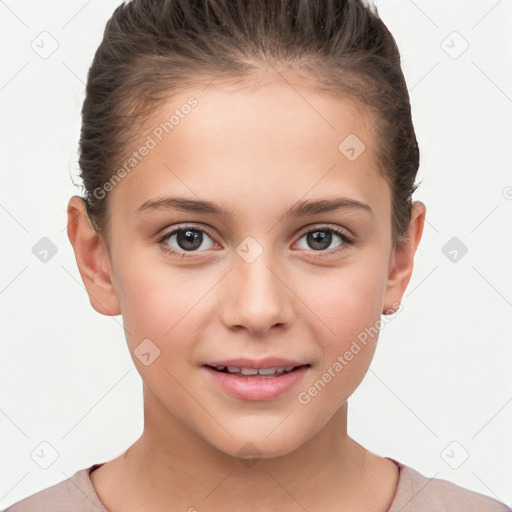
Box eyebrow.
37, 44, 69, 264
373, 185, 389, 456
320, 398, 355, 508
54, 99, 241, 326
135, 195, 374, 220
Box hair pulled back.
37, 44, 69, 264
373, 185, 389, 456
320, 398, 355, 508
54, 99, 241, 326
78, 0, 420, 247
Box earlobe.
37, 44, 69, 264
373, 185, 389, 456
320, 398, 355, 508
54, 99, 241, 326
66, 196, 121, 316
382, 201, 426, 314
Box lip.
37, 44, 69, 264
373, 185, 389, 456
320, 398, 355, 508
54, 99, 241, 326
202, 360, 310, 401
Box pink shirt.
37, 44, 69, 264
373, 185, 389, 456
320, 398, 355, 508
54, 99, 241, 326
3, 458, 510, 511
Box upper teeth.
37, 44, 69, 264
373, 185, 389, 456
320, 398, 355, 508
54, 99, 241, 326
217, 365, 297, 375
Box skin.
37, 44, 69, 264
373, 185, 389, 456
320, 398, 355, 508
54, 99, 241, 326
67, 72, 425, 512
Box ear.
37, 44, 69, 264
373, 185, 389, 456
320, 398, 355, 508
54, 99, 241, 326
382, 201, 426, 314
66, 196, 121, 316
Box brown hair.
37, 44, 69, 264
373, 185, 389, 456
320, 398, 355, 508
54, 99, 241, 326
78, 0, 420, 248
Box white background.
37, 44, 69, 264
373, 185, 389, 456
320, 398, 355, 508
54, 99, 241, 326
1, 0, 511, 508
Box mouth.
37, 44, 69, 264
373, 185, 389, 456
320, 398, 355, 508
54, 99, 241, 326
204, 364, 310, 378
202, 361, 311, 401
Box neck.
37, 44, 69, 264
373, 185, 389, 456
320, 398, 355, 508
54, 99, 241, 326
96, 384, 383, 512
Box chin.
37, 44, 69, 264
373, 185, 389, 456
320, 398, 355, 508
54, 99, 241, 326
203, 423, 310, 463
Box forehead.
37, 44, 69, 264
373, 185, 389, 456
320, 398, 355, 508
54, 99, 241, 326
108, 79, 390, 225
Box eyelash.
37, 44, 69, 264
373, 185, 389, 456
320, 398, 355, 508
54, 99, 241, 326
156, 224, 354, 260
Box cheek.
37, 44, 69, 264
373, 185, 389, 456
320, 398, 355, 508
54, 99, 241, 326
112, 257, 186, 347
292, 259, 386, 401
113, 256, 216, 370
115, 270, 200, 410
296, 257, 386, 339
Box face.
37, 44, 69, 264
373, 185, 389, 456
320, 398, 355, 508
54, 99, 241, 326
73, 75, 421, 460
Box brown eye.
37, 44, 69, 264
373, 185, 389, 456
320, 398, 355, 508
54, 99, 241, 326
174, 229, 205, 251
295, 226, 353, 254
306, 230, 333, 251
157, 225, 216, 256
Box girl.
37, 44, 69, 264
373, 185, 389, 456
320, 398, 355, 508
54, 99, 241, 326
4, 0, 510, 510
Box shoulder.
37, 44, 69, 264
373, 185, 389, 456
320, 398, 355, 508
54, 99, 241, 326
388, 458, 511, 512
2, 465, 109, 512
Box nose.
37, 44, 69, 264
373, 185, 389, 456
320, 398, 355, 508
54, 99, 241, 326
220, 254, 294, 336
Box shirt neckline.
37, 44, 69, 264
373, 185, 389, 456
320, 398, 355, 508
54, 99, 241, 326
384, 457, 405, 511
84, 457, 405, 512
